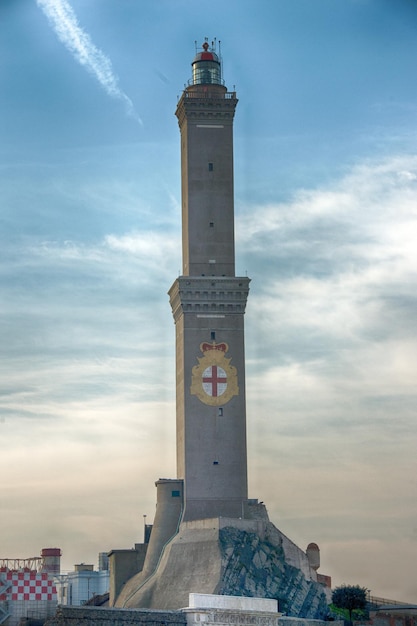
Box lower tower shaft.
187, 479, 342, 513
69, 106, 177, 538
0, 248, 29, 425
169, 276, 250, 521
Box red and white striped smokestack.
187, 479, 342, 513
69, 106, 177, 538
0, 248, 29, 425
40, 548, 61, 575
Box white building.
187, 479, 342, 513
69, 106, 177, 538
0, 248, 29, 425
55, 555, 109, 606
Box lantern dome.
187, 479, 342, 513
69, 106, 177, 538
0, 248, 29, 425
191, 41, 223, 86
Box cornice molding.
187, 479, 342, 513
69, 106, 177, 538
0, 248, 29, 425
169, 276, 250, 322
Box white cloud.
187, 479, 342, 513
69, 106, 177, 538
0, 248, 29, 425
105, 231, 179, 265
238, 155, 417, 257
241, 155, 417, 356
25, 229, 180, 288
241, 156, 417, 594
36, 0, 141, 124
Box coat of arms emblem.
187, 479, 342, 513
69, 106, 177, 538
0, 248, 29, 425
190, 342, 239, 406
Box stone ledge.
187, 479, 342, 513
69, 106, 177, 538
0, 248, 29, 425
45, 605, 187, 626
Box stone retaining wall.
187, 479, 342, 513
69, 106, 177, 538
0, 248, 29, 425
44, 606, 341, 626
44, 606, 187, 626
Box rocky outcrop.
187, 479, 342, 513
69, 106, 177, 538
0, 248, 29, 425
218, 526, 329, 619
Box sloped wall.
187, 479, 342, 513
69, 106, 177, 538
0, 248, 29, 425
115, 517, 329, 618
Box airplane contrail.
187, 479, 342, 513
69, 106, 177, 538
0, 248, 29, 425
36, 0, 142, 124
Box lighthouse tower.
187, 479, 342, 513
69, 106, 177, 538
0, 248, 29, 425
169, 40, 250, 522
113, 42, 329, 615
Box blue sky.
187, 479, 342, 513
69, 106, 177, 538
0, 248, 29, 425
1, 0, 417, 603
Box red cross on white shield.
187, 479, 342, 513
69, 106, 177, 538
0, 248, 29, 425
202, 365, 227, 397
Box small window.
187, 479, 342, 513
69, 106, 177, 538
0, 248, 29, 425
208, 162, 214, 171
213, 461, 219, 465
218, 407, 223, 416
209, 222, 214, 228
172, 490, 181, 497
211, 331, 216, 340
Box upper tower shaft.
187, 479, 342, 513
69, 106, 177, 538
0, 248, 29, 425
175, 41, 238, 277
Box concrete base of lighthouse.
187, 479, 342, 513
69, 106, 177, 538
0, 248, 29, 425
183, 593, 281, 626
114, 511, 329, 619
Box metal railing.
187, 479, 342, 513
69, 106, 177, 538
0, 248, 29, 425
368, 595, 411, 608
182, 90, 236, 100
